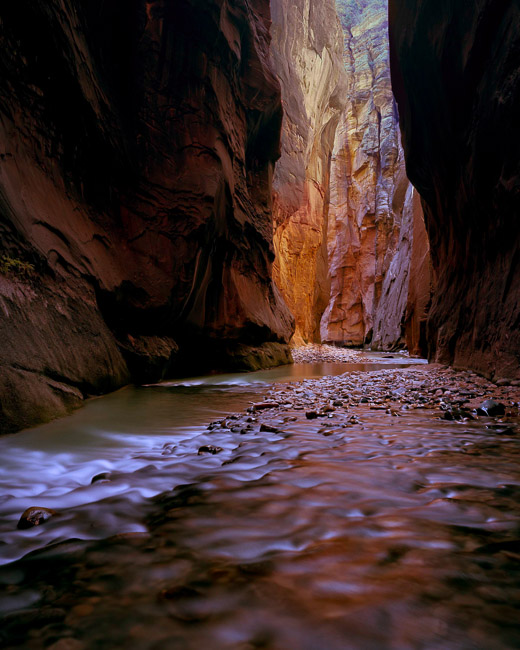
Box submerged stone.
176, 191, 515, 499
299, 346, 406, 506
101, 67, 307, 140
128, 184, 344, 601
198, 445, 223, 455
91, 472, 112, 484
259, 424, 282, 433
17, 506, 56, 529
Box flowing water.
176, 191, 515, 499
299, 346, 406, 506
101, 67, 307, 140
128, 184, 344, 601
1, 354, 519, 650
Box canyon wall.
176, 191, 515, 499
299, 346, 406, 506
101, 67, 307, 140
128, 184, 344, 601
270, 0, 347, 344
320, 0, 414, 348
0, 0, 293, 433
371, 186, 431, 354
389, 1, 520, 380
270, 0, 431, 353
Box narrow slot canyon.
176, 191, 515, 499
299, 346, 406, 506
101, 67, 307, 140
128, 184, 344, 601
0, 1, 519, 649
271, 0, 431, 353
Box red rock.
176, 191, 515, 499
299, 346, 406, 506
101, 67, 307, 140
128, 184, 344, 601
0, 0, 293, 432
259, 424, 282, 433
320, 2, 431, 352
198, 445, 223, 455
17, 506, 56, 529
251, 402, 280, 412
270, 0, 347, 343
389, 0, 520, 380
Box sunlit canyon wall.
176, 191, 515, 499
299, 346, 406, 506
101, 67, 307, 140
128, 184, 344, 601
0, 0, 293, 432
271, 0, 431, 350
321, 0, 431, 350
390, 0, 520, 380
269, 0, 347, 344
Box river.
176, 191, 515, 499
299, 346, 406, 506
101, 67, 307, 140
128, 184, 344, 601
1, 354, 519, 650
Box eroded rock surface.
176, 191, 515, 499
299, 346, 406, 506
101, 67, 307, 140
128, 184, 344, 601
372, 186, 432, 354
321, 1, 406, 347
389, 0, 520, 379
270, 0, 347, 344
0, 0, 293, 432
321, 1, 431, 353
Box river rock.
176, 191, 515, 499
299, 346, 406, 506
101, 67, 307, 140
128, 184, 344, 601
17, 506, 56, 529
478, 400, 506, 417
259, 424, 282, 433
91, 472, 112, 484
47, 639, 85, 650
486, 425, 516, 436
198, 445, 223, 455
251, 403, 280, 412
443, 408, 473, 422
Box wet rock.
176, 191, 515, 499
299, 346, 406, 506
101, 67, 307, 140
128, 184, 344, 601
198, 445, 223, 455
478, 400, 506, 417
135, 464, 157, 475
259, 424, 282, 433
251, 403, 280, 412
2, 607, 66, 631
118, 335, 178, 384
486, 425, 516, 436
305, 411, 319, 420
291, 345, 364, 364
159, 585, 200, 600
443, 409, 474, 422
91, 472, 112, 484
47, 639, 85, 650
17, 506, 56, 529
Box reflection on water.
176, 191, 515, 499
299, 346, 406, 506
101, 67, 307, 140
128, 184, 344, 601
1, 355, 519, 649
0, 358, 415, 565
160, 357, 421, 387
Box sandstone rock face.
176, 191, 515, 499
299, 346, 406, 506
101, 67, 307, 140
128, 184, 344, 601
389, 1, 520, 379
270, 0, 347, 344
372, 186, 432, 353
404, 189, 432, 357
321, 0, 413, 348
0, 0, 293, 432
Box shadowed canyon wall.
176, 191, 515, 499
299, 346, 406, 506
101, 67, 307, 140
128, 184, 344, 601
371, 186, 431, 354
389, 0, 520, 380
0, 0, 293, 432
270, 0, 347, 344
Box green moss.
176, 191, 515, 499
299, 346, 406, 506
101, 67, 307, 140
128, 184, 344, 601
0, 255, 36, 279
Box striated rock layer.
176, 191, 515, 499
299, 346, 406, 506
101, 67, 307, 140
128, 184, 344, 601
321, 0, 416, 349
372, 186, 432, 354
0, 0, 293, 432
389, 1, 520, 380
270, 0, 347, 344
